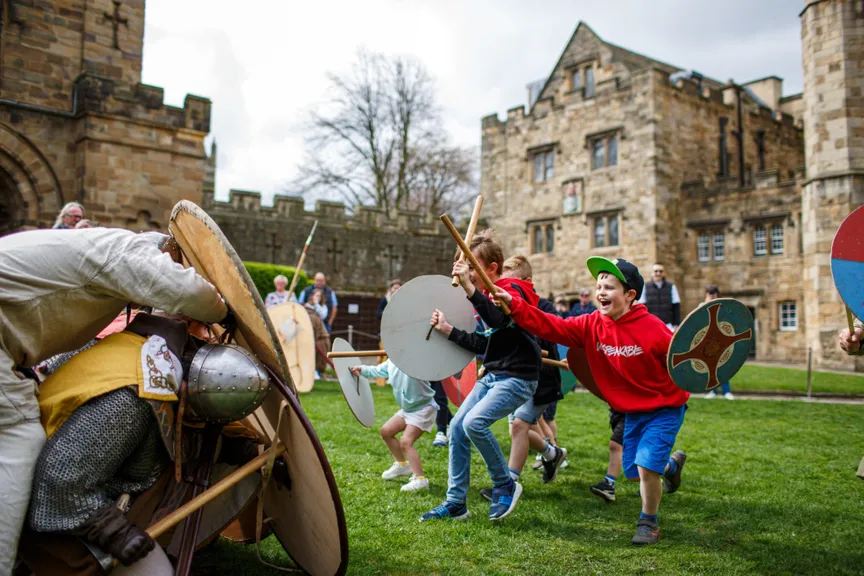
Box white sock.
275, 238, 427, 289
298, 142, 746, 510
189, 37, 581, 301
541, 442, 557, 461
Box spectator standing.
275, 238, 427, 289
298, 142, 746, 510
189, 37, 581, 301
304, 289, 329, 322
553, 296, 570, 318
638, 263, 681, 331
52, 202, 84, 229
569, 288, 597, 318
264, 274, 298, 308
376, 279, 402, 322
300, 272, 338, 332
74, 219, 93, 229
701, 285, 734, 399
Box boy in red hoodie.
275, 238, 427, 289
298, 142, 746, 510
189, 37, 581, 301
494, 256, 688, 545
421, 231, 542, 523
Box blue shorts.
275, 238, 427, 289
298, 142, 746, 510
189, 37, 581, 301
508, 397, 548, 425
622, 405, 686, 480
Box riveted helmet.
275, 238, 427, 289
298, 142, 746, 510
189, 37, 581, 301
187, 344, 270, 424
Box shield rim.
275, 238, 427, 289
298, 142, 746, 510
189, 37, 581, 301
268, 302, 316, 393
441, 359, 477, 407
168, 200, 294, 394
331, 337, 375, 428
380, 274, 476, 381
666, 298, 754, 393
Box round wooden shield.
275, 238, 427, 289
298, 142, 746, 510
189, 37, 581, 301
557, 345, 578, 395
831, 205, 864, 322
667, 298, 754, 393
249, 371, 348, 576
566, 346, 605, 402
269, 302, 316, 393
441, 359, 477, 407
331, 338, 375, 428
168, 201, 294, 393
381, 275, 476, 381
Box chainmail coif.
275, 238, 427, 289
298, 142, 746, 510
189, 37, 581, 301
28, 386, 169, 532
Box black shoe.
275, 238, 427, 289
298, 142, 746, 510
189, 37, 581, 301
663, 450, 687, 494
479, 487, 493, 502
631, 519, 660, 545
541, 447, 567, 484
589, 479, 616, 502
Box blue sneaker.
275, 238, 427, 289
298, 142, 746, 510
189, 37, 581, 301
489, 480, 523, 521
420, 501, 470, 522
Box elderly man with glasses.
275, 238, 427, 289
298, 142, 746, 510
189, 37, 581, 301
637, 264, 681, 331
52, 202, 85, 229
568, 289, 597, 318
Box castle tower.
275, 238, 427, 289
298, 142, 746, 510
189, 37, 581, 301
800, 0, 864, 370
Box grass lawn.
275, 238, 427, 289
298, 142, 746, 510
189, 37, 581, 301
731, 364, 864, 395
195, 382, 864, 575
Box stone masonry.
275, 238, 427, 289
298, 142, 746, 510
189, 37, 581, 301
0, 0, 210, 234
481, 18, 861, 370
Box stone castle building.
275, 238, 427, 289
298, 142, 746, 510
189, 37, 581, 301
481, 2, 863, 371
0, 0, 211, 234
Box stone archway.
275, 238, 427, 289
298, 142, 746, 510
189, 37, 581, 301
0, 121, 64, 233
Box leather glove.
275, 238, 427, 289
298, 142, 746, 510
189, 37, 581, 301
72, 506, 155, 566
219, 308, 237, 332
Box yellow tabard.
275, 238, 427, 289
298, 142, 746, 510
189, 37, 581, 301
39, 332, 178, 439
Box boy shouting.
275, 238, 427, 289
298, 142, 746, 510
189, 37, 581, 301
494, 257, 688, 545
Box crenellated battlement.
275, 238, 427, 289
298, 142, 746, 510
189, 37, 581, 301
202, 189, 447, 235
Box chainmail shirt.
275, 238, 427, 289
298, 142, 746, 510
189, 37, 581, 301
28, 386, 169, 532
37, 339, 99, 376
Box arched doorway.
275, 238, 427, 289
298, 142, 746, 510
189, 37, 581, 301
0, 166, 25, 235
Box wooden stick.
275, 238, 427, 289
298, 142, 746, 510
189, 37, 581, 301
541, 350, 549, 357
327, 350, 385, 358
287, 220, 318, 296
440, 214, 511, 314
847, 305, 856, 333
146, 443, 287, 540
543, 358, 569, 370
452, 196, 484, 287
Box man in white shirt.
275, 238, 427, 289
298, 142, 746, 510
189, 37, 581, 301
637, 263, 681, 331
0, 227, 227, 575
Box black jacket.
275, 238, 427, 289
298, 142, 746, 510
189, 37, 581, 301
534, 298, 564, 405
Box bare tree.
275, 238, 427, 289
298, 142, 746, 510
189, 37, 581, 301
289, 49, 476, 217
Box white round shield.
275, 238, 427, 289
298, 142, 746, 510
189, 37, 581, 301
381, 275, 476, 381
331, 338, 375, 428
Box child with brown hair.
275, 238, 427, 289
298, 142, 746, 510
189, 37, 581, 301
421, 231, 542, 522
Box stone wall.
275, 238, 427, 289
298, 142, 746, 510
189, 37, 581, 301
203, 190, 458, 295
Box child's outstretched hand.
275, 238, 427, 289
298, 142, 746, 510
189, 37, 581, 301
492, 287, 512, 308
349, 366, 362, 376
840, 327, 863, 355
431, 309, 454, 336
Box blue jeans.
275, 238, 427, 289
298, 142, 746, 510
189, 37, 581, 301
446, 371, 537, 503
720, 382, 731, 394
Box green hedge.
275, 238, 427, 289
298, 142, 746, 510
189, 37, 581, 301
243, 262, 310, 301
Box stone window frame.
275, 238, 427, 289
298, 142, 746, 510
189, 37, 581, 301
528, 143, 558, 183
753, 226, 767, 256
697, 232, 711, 262
565, 58, 598, 96
744, 213, 789, 258
586, 127, 622, 171
695, 228, 725, 262
770, 223, 784, 254
527, 217, 558, 255
778, 301, 797, 332
589, 210, 621, 249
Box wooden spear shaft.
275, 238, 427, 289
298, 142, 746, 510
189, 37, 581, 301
327, 350, 386, 358
146, 443, 287, 540
287, 220, 318, 296
452, 196, 484, 287
846, 306, 856, 333
440, 214, 511, 315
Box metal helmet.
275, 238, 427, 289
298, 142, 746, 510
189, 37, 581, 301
187, 344, 270, 424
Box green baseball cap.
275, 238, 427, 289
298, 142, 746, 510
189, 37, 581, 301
586, 256, 645, 300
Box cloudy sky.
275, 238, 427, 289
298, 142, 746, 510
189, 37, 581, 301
141, 0, 803, 205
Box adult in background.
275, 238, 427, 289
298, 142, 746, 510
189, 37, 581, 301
74, 219, 93, 229
0, 227, 227, 574
300, 272, 338, 332
638, 263, 681, 331
376, 279, 402, 321
52, 202, 84, 229
264, 274, 298, 308
702, 285, 734, 399
569, 288, 597, 318
553, 296, 570, 318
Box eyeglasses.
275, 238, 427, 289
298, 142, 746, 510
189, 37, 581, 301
653, 269, 664, 274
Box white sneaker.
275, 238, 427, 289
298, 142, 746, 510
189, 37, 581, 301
433, 432, 448, 447
561, 459, 569, 469
724, 392, 735, 400
705, 390, 717, 399
314, 370, 321, 380
401, 475, 429, 492
382, 462, 412, 480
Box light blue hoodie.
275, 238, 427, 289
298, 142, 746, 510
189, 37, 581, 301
359, 360, 438, 413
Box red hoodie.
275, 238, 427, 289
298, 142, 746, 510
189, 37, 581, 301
508, 299, 689, 413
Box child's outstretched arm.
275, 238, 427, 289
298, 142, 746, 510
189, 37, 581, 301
353, 360, 390, 381
493, 288, 587, 348
431, 309, 487, 354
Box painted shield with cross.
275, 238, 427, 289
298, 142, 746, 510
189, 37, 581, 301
667, 298, 754, 393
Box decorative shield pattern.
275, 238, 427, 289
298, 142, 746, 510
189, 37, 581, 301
331, 338, 375, 428
441, 359, 478, 407
381, 275, 476, 381
667, 298, 754, 393
269, 302, 316, 393
168, 201, 294, 394
831, 205, 864, 323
